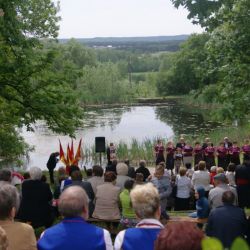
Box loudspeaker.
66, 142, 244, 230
95, 137, 106, 153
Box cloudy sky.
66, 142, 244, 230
57, 0, 203, 38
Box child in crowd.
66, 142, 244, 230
174, 147, 183, 174
120, 180, 137, 228
189, 186, 209, 219
226, 163, 236, 186
185, 163, 194, 179
216, 167, 224, 174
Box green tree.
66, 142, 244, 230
0, 0, 83, 162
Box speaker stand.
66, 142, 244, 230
99, 152, 102, 166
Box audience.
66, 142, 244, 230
175, 167, 191, 211
155, 222, 204, 250
135, 160, 151, 181
37, 186, 112, 250
66, 170, 95, 217
208, 173, 237, 209
92, 172, 120, 220
116, 163, 131, 189
106, 159, 117, 174
0, 226, 8, 250
119, 179, 137, 228
0, 184, 37, 250
206, 190, 248, 248
88, 165, 104, 195
0, 169, 12, 183
191, 161, 210, 195
151, 165, 171, 219
124, 160, 136, 179
114, 183, 164, 250
226, 163, 236, 186
17, 167, 54, 228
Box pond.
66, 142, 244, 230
22, 101, 222, 169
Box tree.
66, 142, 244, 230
0, 0, 83, 162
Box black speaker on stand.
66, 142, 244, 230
95, 137, 106, 165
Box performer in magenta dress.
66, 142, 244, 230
182, 142, 193, 167
242, 139, 250, 162
154, 140, 165, 165
193, 142, 203, 165
166, 141, 175, 174
216, 142, 228, 170
204, 143, 215, 171
229, 141, 241, 166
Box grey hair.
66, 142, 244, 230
130, 183, 160, 219
0, 183, 20, 219
116, 163, 128, 176
29, 167, 42, 180
0, 169, 12, 182
59, 186, 88, 218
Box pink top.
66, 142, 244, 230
217, 146, 227, 158
205, 146, 215, 157
242, 145, 250, 155
166, 146, 175, 155
183, 145, 193, 157
194, 146, 203, 155
229, 146, 240, 156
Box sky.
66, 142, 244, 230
57, 0, 203, 38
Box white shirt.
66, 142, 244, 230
226, 171, 236, 186
176, 175, 192, 198
192, 170, 211, 191
114, 219, 164, 250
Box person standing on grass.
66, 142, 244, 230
193, 142, 203, 165
204, 142, 215, 171
46, 152, 59, 184
166, 141, 175, 175
182, 141, 193, 167
242, 139, 250, 162
216, 142, 227, 170
229, 141, 241, 166
154, 139, 165, 165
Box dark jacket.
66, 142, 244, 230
18, 180, 53, 228
196, 186, 209, 218
67, 181, 95, 216
206, 204, 248, 248
135, 166, 150, 182
46, 153, 58, 170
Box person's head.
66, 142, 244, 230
130, 183, 160, 220
154, 165, 164, 179
167, 141, 173, 147
124, 179, 134, 191
92, 165, 103, 177
205, 137, 210, 143
139, 160, 146, 168
185, 163, 191, 170
154, 222, 204, 250
54, 152, 60, 157
0, 169, 12, 182
207, 142, 212, 147
69, 165, 80, 177
227, 163, 236, 172
216, 167, 224, 174
244, 139, 249, 145
195, 186, 206, 200
41, 174, 47, 183
224, 137, 229, 143
23, 172, 30, 180
157, 139, 162, 144
222, 190, 235, 205
116, 163, 128, 176
0, 226, 8, 250
232, 141, 238, 146
124, 159, 130, 166
29, 167, 42, 180
219, 142, 224, 147
85, 169, 92, 178
180, 137, 185, 143
198, 161, 206, 171
195, 142, 200, 146
194, 164, 199, 171
158, 162, 166, 169
71, 170, 83, 181
179, 167, 187, 177
214, 173, 227, 186
0, 184, 20, 220
110, 142, 114, 147
135, 173, 144, 184
58, 186, 89, 219
111, 159, 117, 167
210, 166, 217, 173
104, 171, 117, 183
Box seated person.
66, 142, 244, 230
60, 165, 80, 192
189, 186, 209, 219
0, 184, 37, 250
114, 183, 164, 250
155, 222, 204, 250
119, 180, 137, 228
38, 186, 112, 250
135, 160, 150, 182
0, 226, 8, 250
92, 172, 120, 220
88, 165, 104, 195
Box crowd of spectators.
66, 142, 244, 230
0, 136, 250, 249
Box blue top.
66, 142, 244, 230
37, 217, 106, 250
122, 228, 161, 250
196, 186, 209, 218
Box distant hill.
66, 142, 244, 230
59, 35, 189, 53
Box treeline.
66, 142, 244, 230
158, 0, 250, 121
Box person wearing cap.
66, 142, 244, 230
235, 154, 250, 208
206, 190, 248, 248
208, 173, 238, 209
